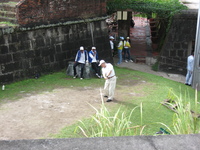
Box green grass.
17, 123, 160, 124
0, 67, 199, 137
0, 71, 105, 101
0, 21, 17, 27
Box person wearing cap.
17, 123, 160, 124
117, 37, 124, 65
124, 37, 133, 63
99, 60, 117, 102
89, 47, 101, 78
73, 46, 89, 80
109, 36, 115, 57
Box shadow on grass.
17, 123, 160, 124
113, 98, 138, 109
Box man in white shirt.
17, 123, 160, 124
109, 36, 115, 57
185, 51, 194, 86
73, 46, 88, 80
99, 60, 117, 102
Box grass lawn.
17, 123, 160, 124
0, 67, 199, 138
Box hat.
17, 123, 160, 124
80, 46, 84, 50
126, 37, 130, 39
92, 47, 96, 49
120, 37, 124, 40
99, 60, 105, 66
109, 36, 114, 40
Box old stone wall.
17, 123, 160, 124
16, 0, 107, 26
159, 10, 197, 74
0, 18, 112, 83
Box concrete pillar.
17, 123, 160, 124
192, 0, 200, 90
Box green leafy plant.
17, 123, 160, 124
151, 62, 159, 71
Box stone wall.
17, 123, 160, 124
159, 10, 197, 74
0, 18, 112, 83
16, 0, 107, 27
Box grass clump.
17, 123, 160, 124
0, 21, 17, 27
158, 89, 200, 135
75, 98, 145, 137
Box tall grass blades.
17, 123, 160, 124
75, 94, 145, 137
159, 88, 200, 135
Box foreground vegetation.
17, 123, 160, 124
0, 67, 199, 138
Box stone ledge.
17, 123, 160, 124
0, 134, 200, 150
0, 16, 109, 34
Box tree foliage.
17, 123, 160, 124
107, 0, 187, 19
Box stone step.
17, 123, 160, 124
135, 57, 146, 63
0, 16, 17, 24
0, 10, 16, 18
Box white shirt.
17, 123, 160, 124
78, 52, 86, 64
102, 63, 115, 78
187, 55, 194, 71
110, 40, 114, 50
89, 51, 97, 63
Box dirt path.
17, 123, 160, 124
0, 87, 104, 140
0, 75, 147, 140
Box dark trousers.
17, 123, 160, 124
124, 48, 131, 60
73, 62, 85, 78
91, 62, 101, 76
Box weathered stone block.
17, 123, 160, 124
174, 43, 181, 49
2, 63, 14, 73
34, 50, 41, 57
0, 54, 12, 63
41, 49, 51, 57
66, 61, 95, 79
0, 73, 13, 83
55, 53, 66, 61
55, 44, 62, 53
9, 44, 18, 53
35, 38, 45, 47
0, 45, 9, 54
24, 51, 35, 58
32, 57, 42, 66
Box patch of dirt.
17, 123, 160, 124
0, 88, 104, 140
0, 80, 148, 140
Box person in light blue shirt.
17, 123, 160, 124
185, 51, 194, 86
73, 46, 88, 80
88, 47, 101, 78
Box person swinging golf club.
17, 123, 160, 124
99, 60, 117, 102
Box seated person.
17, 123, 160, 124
73, 46, 88, 80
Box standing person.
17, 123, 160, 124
130, 18, 135, 28
73, 46, 88, 80
117, 37, 124, 65
124, 37, 133, 62
99, 60, 117, 102
109, 36, 115, 57
185, 51, 194, 86
89, 47, 101, 78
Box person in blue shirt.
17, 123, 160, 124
89, 47, 101, 78
73, 46, 88, 80
185, 51, 194, 86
